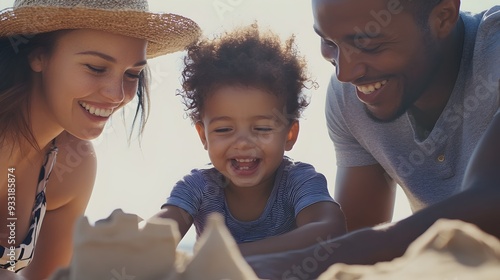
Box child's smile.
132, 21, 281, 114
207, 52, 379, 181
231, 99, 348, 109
196, 84, 298, 190
231, 158, 260, 172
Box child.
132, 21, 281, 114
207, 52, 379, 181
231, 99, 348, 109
154, 25, 346, 256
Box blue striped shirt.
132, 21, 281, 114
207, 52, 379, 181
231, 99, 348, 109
163, 157, 337, 243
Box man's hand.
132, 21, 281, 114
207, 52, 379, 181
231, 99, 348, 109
246, 247, 323, 280
246, 227, 397, 280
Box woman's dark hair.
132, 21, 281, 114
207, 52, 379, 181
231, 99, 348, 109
179, 24, 313, 124
0, 30, 150, 150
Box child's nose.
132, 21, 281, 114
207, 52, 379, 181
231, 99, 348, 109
233, 132, 256, 149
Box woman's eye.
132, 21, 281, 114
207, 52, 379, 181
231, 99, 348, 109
86, 64, 105, 73
126, 72, 141, 80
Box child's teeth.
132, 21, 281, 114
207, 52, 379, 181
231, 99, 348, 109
236, 159, 256, 162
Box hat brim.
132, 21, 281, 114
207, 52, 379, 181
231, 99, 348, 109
0, 6, 201, 58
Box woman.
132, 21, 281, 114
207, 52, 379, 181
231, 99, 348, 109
0, 0, 200, 279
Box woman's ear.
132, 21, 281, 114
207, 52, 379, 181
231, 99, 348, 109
285, 120, 299, 151
195, 121, 208, 150
28, 48, 46, 73
428, 0, 461, 39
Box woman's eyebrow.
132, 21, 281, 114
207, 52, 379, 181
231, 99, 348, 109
76, 51, 147, 66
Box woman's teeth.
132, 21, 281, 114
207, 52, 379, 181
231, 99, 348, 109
357, 80, 387, 95
79, 101, 113, 117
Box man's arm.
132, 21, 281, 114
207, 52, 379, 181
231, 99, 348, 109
247, 110, 500, 280
335, 164, 396, 231
392, 109, 500, 239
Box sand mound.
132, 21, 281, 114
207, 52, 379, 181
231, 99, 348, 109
49, 210, 500, 280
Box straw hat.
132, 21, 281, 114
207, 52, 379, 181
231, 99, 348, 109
0, 0, 202, 58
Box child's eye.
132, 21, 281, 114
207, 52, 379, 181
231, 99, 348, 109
214, 128, 232, 133
255, 127, 273, 132
86, 64, 105, 73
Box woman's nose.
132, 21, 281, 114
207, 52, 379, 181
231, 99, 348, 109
101, 77, 125, 103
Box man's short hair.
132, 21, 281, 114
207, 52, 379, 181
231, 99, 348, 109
403, 0, 442, 29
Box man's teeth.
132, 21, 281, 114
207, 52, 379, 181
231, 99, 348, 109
79, 101, 113, 117
357, 80, 387, 95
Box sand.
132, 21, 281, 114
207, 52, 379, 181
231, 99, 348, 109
49, 210, 500, 280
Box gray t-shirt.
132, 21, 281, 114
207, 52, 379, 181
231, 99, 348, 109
326, 7, 499, 212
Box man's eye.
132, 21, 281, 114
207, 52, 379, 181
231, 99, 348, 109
321, 38, 337, 48
360, 45, 382, 53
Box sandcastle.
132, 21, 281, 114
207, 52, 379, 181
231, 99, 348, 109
49, 209, 259, 280
49, 209, 500, 280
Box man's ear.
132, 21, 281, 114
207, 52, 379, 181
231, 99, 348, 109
28, 48, 46, 73
195, 121, 208, 150
428, 0, 461, 39
285, 120, 299, 151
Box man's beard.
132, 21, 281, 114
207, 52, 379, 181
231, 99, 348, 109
365, 30, 442, 124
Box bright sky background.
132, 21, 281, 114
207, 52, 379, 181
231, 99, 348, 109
1, 0, 496, 251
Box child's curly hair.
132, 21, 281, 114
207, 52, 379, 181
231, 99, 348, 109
179, 24, 313, 123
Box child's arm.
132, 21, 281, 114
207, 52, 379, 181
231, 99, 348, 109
238, 201, 346, 256
152, 169, 205, 239
151, 206, 194, 239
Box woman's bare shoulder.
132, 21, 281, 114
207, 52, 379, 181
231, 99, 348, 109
45, 132, 97, 211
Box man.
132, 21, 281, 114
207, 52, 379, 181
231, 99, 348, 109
247, 0, 499, 279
